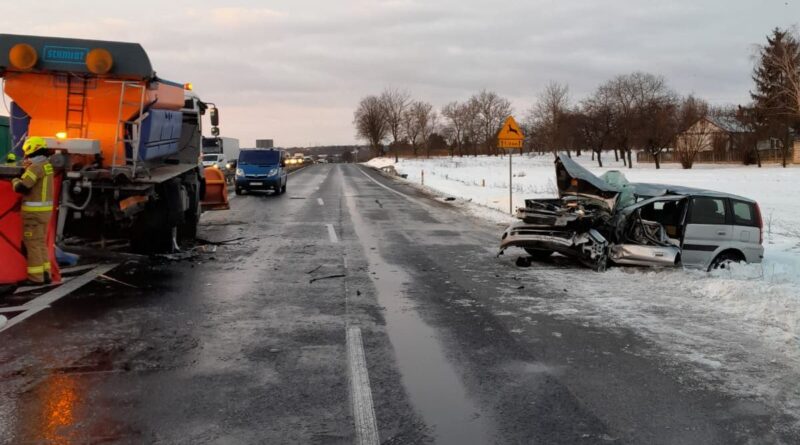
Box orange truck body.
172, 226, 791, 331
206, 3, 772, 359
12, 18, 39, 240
3, 72, 184, 168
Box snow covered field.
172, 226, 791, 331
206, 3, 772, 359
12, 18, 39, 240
365, 154, 800, 426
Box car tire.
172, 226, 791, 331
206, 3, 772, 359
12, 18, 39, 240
281, 184, 287, 194
515, 256, 532, 267
235, 187, 242, 196
593, 254, 608, 272
709, 250, 745, 271
524, 248, 553, 261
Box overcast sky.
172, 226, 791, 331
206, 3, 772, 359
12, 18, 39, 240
2, 1, 799, 147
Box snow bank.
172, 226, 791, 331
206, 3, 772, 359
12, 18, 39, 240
363, 157, 397, 170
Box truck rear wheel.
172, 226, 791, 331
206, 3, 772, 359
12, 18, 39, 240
130, 209, 177, 254
179, 178, 201, 241
131, 180, 182, 254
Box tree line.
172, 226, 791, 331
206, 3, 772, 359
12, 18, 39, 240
354, 27, 800, 168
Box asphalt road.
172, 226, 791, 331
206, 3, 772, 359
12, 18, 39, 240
0, 164, 796, 444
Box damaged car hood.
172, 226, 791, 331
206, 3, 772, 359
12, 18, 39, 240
555, 154, 620, 211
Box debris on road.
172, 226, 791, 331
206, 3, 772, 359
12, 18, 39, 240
196, 236, 246, 246
98, 274, 138, 289
309, 274, 346, 283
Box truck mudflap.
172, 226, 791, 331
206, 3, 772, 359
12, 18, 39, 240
201, 166, 229, 210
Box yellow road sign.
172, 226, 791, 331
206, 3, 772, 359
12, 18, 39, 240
497, 116, 524, 149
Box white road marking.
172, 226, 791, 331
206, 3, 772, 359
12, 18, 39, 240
347, 326, 380, 445
357, 167, 427, 207
317, 198, 324, 206
327, 223, 339, 243
0, 263, 119, 333
60, 263, 101, 275
0, 306, 27, 314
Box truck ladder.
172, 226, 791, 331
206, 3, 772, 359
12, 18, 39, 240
111, 81, 147, 177
65, 75, 88, 138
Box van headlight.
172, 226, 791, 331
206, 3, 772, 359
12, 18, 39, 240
267, 168, 278, 176
236, 168, 244, 177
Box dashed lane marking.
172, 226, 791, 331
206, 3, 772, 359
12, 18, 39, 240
327, 223, 339, 243
318, 198, 324, 206
347, 326, 380, 445
0, 263, 119, 333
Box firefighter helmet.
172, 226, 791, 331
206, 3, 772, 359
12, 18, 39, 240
5, 152, 16, 163
22, 137, 47, 156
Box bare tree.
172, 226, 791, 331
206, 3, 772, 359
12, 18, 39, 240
528, 81, 571, 156
419, 106, 438, 158
402, 101, 435, 157
579, 84, 616, 167
675, 95, 711, 169
441, 101, 469, 157
354, 95, 388, 157
380, 88, 411, 162
463, 97, 483, 157
471, 90, 512, 156
637, 91, 679, 169
605, 72, 670, 168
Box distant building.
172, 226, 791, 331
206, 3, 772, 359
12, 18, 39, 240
638, 115, 793, 164
676, 116, 750, 154
256, 139, 274, 149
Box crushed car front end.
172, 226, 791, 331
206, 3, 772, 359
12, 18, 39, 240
499, 154, 686, 270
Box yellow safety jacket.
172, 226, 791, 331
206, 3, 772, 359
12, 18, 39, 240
12, 156, 54, 213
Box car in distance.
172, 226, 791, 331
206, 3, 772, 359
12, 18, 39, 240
499, 154, 764, 271
202, 153, 227, 169
234, 148, 288, 195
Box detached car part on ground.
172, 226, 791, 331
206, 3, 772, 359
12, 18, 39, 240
500, 154, 765, 271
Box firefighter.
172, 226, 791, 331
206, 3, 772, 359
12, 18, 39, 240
11, 137, 54, 284
4, 152, 16, 166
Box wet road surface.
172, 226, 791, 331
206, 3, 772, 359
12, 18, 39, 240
0, 164, 796, 444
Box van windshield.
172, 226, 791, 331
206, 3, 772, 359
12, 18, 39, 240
239, 150, 280, 165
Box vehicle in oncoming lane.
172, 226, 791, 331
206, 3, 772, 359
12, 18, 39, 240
234, 148, 288, 195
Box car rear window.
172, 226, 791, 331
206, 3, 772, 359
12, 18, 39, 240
689, 197, 727, 225
732, 200, 757, 226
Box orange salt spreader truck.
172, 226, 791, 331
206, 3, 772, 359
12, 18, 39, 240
0, 34, 229, 255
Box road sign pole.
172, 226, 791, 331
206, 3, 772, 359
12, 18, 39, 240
509, 150, 513, 215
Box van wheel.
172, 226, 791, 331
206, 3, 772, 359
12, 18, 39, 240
709, 251, 745, 271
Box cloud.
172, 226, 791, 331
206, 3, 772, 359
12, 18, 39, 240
196, 7, 287, 26
1, 0, 799, 146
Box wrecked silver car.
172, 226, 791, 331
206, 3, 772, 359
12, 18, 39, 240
500, 154, 765, 271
